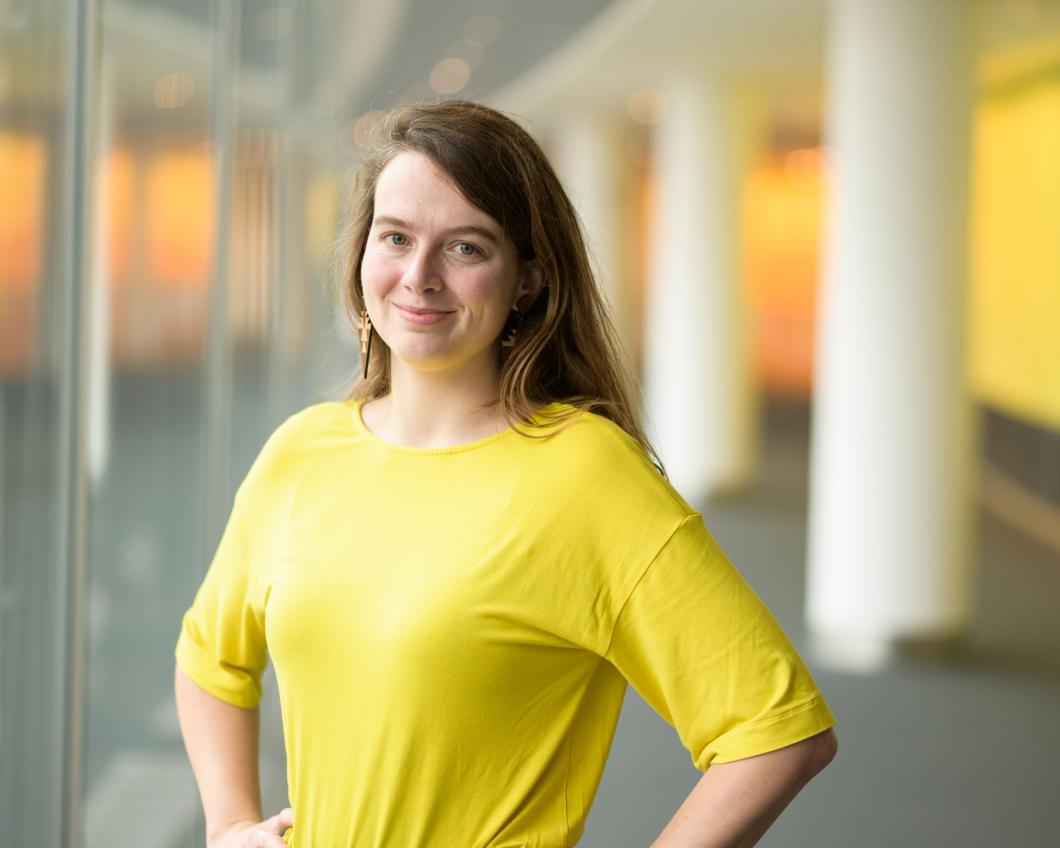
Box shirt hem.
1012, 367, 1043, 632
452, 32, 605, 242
700, 696, 837, 768
175, 631, 263, 709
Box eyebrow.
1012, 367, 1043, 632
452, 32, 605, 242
371, 215, 500, 245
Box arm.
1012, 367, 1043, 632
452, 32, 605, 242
650, 727, 838, 848
174, 663, 290, 846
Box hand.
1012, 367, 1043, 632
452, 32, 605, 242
210, 807, 295, 848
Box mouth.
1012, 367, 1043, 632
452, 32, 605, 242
395, 305, 453, 315
395, 304, 455, 325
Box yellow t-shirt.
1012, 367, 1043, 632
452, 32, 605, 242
175, 398, 836, 847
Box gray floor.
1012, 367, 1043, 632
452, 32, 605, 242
579, 401, 1060, 848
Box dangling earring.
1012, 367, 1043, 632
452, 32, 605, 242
501, 308, 524, 350
357, 308, 373, 379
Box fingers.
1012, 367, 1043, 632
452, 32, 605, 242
250, 808, 293, 847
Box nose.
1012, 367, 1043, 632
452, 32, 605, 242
401, 244, 443, 294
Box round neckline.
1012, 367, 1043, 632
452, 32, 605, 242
348, 396, 565, 456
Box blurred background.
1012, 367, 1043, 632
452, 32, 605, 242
2, 0, 1058, 845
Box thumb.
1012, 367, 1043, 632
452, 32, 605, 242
278, 806, 294, 827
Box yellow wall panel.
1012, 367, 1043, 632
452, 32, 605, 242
970, 77, 1060, 431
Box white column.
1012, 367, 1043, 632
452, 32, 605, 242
643, 78, 758, 505
807, 0, 977, 669
549, 112, 637, 353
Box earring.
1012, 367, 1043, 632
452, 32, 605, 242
357, 308, 373, 379
501, 308, 524, 350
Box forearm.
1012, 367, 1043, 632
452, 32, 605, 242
174, 663, 264, 841
650, 729, 838, 848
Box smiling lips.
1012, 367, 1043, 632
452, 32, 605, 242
395, 304, 454, 325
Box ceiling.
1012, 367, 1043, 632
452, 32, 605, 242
492, 0, 1060, 128
4, 0, 1059, 146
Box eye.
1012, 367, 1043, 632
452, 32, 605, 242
384, 233, 408, 246
456, 242, 480, 257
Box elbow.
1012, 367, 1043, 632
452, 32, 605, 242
805, 727, 838, 777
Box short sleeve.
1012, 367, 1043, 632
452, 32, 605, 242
603, 512, 836, 770
175, 478, 270, 710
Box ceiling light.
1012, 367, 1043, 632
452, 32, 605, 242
430, 58, 471, 95
626, 88, 668, 125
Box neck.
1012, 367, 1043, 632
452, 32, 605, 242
375, 351, 506, 445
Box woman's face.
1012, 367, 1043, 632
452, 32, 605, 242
360, 150, 529, 378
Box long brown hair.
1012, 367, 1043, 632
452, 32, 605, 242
331, 99, 667, 478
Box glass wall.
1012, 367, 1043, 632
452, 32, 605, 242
1, 2, 76, 845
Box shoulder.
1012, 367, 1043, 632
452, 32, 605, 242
270, 399, 351, 444
531, 403, 695, 522
266, 399, 353, 448
535, 404, 657, 475
238, 400, 351, 492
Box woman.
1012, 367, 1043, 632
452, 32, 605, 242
175, 99, 837, 848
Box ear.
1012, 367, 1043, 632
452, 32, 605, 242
513, 260, 547, 312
